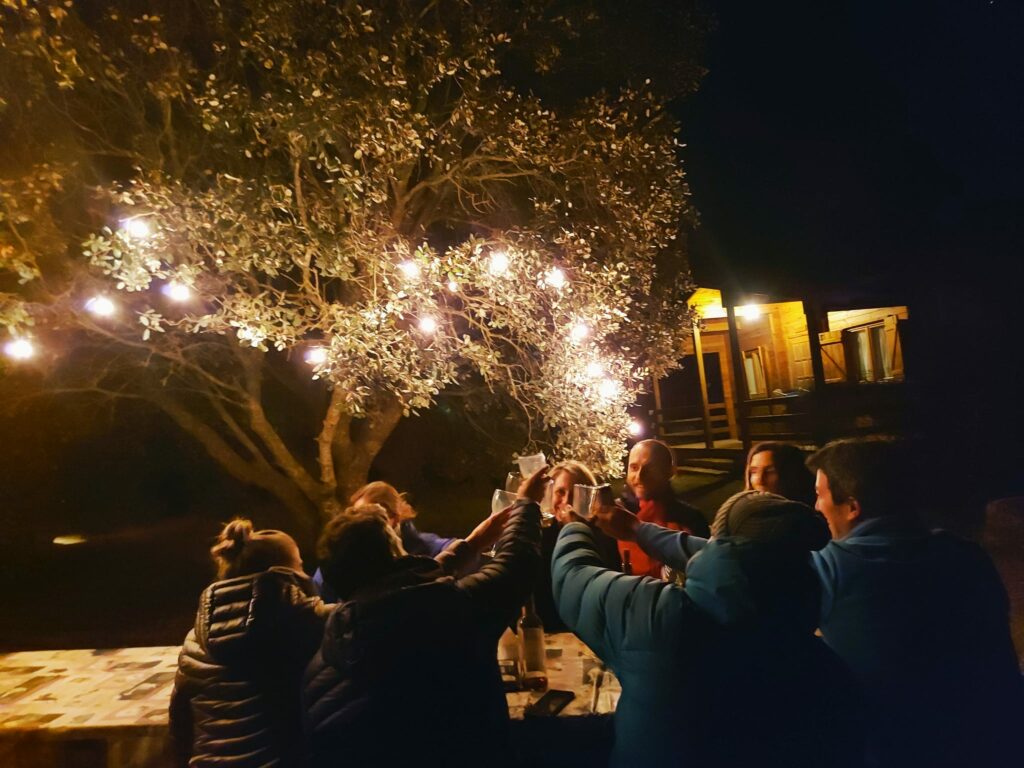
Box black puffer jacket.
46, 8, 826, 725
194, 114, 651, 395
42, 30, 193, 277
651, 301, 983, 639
169, 567, 328, 768
303, 501, 541, 768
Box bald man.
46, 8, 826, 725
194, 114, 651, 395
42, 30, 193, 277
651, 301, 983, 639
618, 440, 709, 578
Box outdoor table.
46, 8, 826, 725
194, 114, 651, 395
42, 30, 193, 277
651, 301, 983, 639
0, 633, 618, 767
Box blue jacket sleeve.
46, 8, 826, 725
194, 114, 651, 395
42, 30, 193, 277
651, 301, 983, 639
635, 522, 708, 572
552, 522, 686, 666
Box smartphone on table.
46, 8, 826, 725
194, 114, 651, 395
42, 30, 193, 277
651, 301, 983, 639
523, 689, 575, 717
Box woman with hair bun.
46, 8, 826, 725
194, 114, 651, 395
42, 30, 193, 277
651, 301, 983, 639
169, 519, 328, 768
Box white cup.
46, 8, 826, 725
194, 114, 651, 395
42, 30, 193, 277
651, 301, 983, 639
517, 452, 546, 477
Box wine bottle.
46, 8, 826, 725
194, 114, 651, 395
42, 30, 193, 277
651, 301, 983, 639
498, 625, 523, 691
622, 547, 633, 575
518, 596, 548, 691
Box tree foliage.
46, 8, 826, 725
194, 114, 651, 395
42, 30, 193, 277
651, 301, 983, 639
0, 0, 701, 528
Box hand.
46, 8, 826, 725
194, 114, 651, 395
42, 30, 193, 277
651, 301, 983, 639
517, 465, 549, 504
592, 502, 640, 542
466, 506, 512, 553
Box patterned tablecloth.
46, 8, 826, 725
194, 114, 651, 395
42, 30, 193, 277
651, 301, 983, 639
0, 633, 618, 765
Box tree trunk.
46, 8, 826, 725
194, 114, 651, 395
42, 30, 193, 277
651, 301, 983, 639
331, 395, 405, 503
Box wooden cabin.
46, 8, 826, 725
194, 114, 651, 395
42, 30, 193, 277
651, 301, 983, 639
651, 286, 910, 464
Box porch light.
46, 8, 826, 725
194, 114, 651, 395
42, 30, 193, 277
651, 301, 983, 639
737, 304, 762, 320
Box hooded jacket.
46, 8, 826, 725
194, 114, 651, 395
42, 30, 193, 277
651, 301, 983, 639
813, 516, 1024, 767
169, 567, 327, 768
303, 501, 541, 768
552, 520, 862, 768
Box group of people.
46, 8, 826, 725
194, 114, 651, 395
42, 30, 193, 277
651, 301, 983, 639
169, 436, 1023, 767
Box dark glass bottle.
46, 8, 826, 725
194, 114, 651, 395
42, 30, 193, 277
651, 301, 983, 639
622, 548, 633, 575
518, 596, 548, 691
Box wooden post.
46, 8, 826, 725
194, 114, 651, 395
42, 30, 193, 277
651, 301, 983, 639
803, 297, 828, 445
726, 304, 752, 450
652, 374, 664, 441
692, 320, 715, 449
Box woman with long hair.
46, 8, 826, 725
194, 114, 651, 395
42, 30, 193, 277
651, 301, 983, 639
169, 520, 327, 768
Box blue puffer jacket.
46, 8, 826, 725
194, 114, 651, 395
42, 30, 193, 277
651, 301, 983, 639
553, 522, 862, 768
812, 516, 1024, 768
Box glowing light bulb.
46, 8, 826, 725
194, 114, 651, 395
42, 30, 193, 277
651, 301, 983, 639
628, 419, 644, 437
418, 315, 439, 334
597, 378, 620, 400
737, 304, 762, 320
585, 361, 604, 379
447, 279, 459, 292
162, 282, 192, 302
305, 347, 328, 365
121, 218, 152, 240
570, 322, 590, 343
3, 338, 35, 360
85, 296, 117, 317
398, 260, 421, 280
488, 250, 509, 276
545, 267, 566, 289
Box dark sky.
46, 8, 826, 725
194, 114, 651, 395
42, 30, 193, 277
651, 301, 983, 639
679, 0, 1023, 300
677, 0, 1024, 496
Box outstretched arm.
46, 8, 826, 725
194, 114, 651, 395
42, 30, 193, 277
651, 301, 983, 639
552, 521, 679, 664
636, 523, 708, 572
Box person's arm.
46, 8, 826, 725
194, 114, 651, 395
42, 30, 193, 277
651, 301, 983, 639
552, 521, 680, 664
636, 522, 708, 572
454, 467, 546, 630
592, 502, 704, 572
455, 500, 541, 630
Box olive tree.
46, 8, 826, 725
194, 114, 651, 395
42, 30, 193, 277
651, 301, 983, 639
0, 0, 699, 531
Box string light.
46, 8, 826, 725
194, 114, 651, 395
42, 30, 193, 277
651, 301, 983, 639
628, 419, 644, 436
488, 250, 510, 276
545, 267, 566, 289
305, 347, 328, 365
398, 260, 421, 280
120, 218, 152, 240
597, 378, 620, 400
585, 361, 604, 379
162, 282, 192, 302
570, 322, 590, 343
85, 296, 117, 317
3, 338, 36, 360
447, 279, 459, 292
418, 315, 439, 334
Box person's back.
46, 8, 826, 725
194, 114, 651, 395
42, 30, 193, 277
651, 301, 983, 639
169, 522, 326, 768
304, 561, 510, 766
814, 517, 1022, 766
304, 479, 544, 768
808, 438, 1024, 767
553, 515, 862, 767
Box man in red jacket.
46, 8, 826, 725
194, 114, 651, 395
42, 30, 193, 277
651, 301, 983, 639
618, 439, 710, 578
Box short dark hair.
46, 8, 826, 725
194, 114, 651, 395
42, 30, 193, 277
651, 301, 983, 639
806, 436, 910, 519
317, 504, 405, 600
